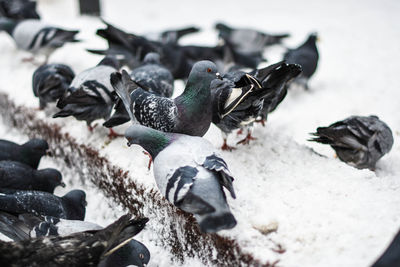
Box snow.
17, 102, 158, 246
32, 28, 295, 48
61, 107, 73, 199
0, 0, 399, 266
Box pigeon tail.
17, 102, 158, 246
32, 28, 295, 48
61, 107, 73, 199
110, 70, 140, 123
198, 211, 237, 233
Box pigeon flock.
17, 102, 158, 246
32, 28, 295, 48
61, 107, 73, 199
0, 0, 397, 266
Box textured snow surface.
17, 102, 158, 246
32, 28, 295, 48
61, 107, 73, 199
0, 0, 400, 266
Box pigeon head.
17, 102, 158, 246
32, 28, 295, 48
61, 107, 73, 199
215, 22, 232, 34
99, 240, 150, 267
98, 56, 119, 69
23, 138, 49, 154
62, 190, 87, 220
185, 60, 221, 92
36, 168, 65, 192
125, 124, 173, 159
143, 52, 161, 64
307, 32, 319, 43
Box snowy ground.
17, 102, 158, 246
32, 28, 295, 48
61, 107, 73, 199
0, 0, 400, 266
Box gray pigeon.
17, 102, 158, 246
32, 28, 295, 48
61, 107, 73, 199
284, 32, 319, 90
125, 124, 237, 233
32, 63, 75, 109
0, 18, 79, 63
111, 60, 222, 137
0, 160, 65, 193
309, 115, 394, 170
103, 52, 174, 129
53, 57, 120, 137
0, 214, 148, 267
215, 22, 290, 55
211, 62, 302, 150
0, 138, 48, 169
0, 189, 87, 220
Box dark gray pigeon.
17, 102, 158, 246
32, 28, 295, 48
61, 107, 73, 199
0, 189, 87, 220
103, 52, 174, 129
0, 212, 150, 267
53, 57, 120, 137
111, 60, 222, 137
0, 18, 79, 63
0, 138, 48, 169
0, 0, 40, 20
211, 62, 302, 150
284, 33, 319, 90
159, 25, 200, 44
215, 22, 290, 55
371, 227, 400, 267
0, 214, 148, 267
309, 115, 394, 170
0, 160, 65, 193
32, 63, 75, 109
125, 124, 236, 233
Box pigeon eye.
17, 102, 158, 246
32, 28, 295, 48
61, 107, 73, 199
207, 68, 212, 73
139, 253, 144, 259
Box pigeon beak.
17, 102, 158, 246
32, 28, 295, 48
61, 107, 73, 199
60, 182, 66, 188
216, 72, 223, 80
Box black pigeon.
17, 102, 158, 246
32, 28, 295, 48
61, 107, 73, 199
0, 212, 150, 267
53, 57, 119, 135
0, 214, 148, 267
283, 33, 319, 89
159, 25, 200, 44
90, 20, 264, 79
0, 18, 79, 63
32, 63, 75, 109
309, 115, 394, 170
372, 227, 400, 267
216, 22, 290, 55
126, 124, 236, 233
0, 138, 48, 169
103, 52, 174, 129
0, 160, 65, 193
111, 60, 221, 137
0, 0, 40, 20
0, 189, 87, 220
211, 62, 302, 150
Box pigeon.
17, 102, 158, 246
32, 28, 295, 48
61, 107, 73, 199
125, 124, 237, 233
0, 189, 87, 220
0, 212, 151, 267
0, 18, 79, 63
0, 160, 65, 193
0, 138, 48, 169
90, 20, 264, 79
215, 22, 290, 55
159, 25, 200, 44
32, 63, 75, 109
283, 33, 319, 90
0, 0, 40, 20
111, 60, 221, 137
53, 57, 120, 137
371, 227, 400, 267
103, 52, 174, 129
211, 62, 302, 150
0, 214, 148, 267
309, 115, 394, 170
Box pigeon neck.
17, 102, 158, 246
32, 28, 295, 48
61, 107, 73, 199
138, 130, 173, 159
179, 76, 212, 112
0, 18, 17, 35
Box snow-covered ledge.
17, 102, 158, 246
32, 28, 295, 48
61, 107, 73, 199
0, 93, 269, 266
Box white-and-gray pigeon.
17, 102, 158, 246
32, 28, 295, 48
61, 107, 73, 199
125, 124, 237, 233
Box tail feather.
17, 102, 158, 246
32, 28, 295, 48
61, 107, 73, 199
110, 70, 139, 123
198, 212, 236, 233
